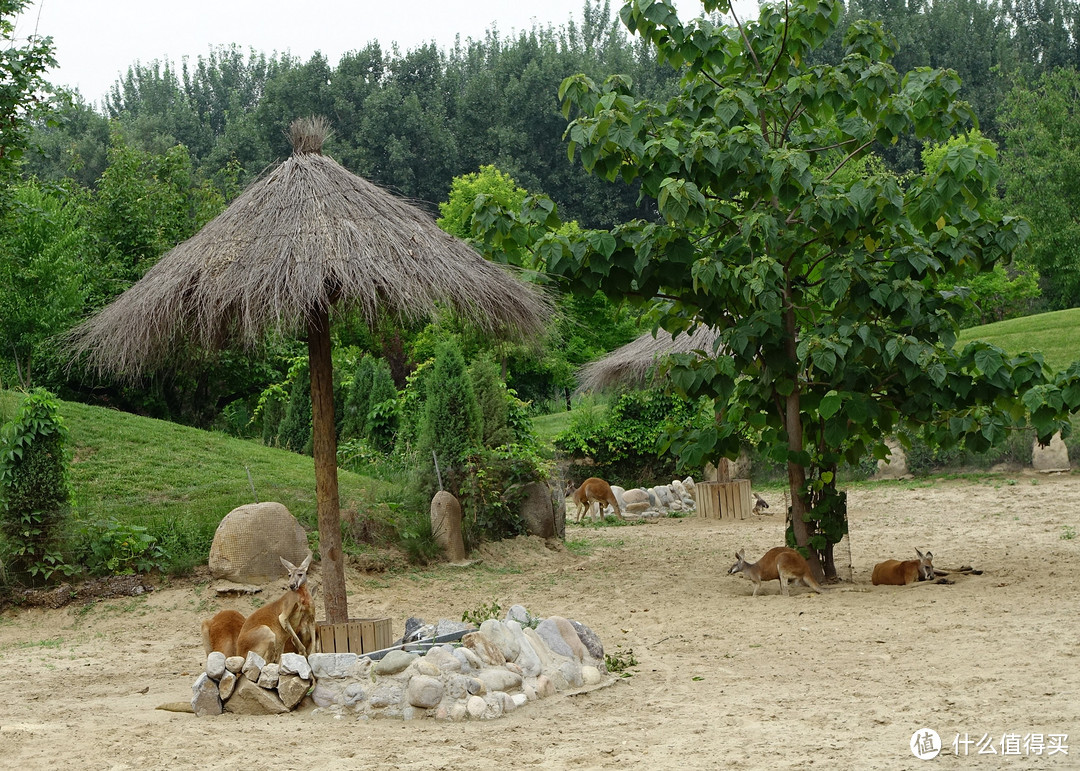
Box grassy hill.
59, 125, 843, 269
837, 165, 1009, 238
957, 307, 1080, 373
0, 391, 401, 575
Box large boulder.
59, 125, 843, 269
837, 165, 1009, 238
875, 438, 911, 480
518, 481, 563, 539
1032, 431, 1071, 472
208, 502, 308, 583
430, 491, 467, 562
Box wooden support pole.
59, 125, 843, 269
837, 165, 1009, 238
308, 306, 348, 624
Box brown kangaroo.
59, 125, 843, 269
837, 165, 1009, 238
728, 547, 825, 596
200, 609, 246, 658
872, 548, 934, 586
236, 553, 317, 663
565, 478, 624, 523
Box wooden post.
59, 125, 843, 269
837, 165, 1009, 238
308, 306, 348, 624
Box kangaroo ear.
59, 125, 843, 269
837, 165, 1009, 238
281, 555, 296, 571
915, 548, 923, 559
925, 551, 932, 560
301, 552, 313, 570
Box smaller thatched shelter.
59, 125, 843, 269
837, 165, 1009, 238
576, 326, 724, 392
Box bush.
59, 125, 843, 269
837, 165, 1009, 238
0, 388, 76, 584
555, 388, 708, 485
416, 341, 481, 496
277, 361, 312, 453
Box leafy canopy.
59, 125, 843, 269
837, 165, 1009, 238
474, 0, 1080, 569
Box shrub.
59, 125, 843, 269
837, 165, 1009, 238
469, 352, 514, 448
416, 341, 481, 496
0, 388, 76, 584
277, 361, 312, 453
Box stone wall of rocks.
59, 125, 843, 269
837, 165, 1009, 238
191, 605, 611, 719
606, 476, 697, 519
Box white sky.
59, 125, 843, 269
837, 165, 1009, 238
14, 0, 754, 106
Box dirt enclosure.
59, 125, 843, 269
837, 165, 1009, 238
1, 474, 1078, 769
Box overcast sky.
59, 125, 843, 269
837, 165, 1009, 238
14, 0, 753, 106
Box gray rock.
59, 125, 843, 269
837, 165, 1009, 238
309, 652, 360, 679
278, 673, 310, 709
242, 651, 266, 682
374, 649, 416, 676
223, 677, 289, 715
406, 675, 445, 709
479, 619, 519, 662
205, 651, 226, 680
403, 616, 432, 643
1033, 431, 1071, 472
423, 646, 461, 673
191, 672, 222, 717
343, 682, 366, 708
208, 502, 309, 584
430, 490, 466, 562
257, 663, 280, 689
457, 646, 484, 670
310, 682, 340, 708
536, 616, 588, 662
462, 632, 506, 666
368, 684, 403, 709
478, 668, 522, 693
279, 652, 311, 680
875, 438, 911, 480
466, 694, 487, 718
218, 671, 237, 700
224, 655, 245, 674
505, 621, 542, 677
622, 488, 651, 506
582, 665, 603, 686
434, 619, 476, 638
568, 619, 605, 666
518, 481, 558, 538
449, 703, 468, 722
505, 604, 534, 626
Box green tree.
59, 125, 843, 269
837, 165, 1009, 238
999, 67, 1080, 310
0, 0, 55, 200
438, 165, 528, 240
0, 180, 88, 387
481, 0, 1080, 579
469, 352, 514, 448
277, 361, 313, 454
417, 340, 481, 493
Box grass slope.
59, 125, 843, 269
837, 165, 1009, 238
957, 307, 1080, 373
2, 391, 395, 537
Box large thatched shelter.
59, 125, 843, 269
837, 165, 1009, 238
576, 325, 723, 392
69, 117, 551, 622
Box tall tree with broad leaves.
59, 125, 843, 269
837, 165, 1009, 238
475, 0, 1080, 580
0, 0, 54, 202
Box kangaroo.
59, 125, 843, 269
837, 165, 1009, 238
728, 547, 825, 596
200, 609, 246, 658
565, 477, 624, 523
236, 553, 317, 663
752, 492, 770, 515
872, 548, 934, 586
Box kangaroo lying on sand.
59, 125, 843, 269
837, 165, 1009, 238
872, 548, 934, 585
728, 547, 825, 596
236, 553, 316, 663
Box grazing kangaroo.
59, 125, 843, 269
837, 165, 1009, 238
728, 547, 825, 596
201, 609, 246, 658
565, 477, 624, 523
872, 548, 934, 586
236, 553, 317, 663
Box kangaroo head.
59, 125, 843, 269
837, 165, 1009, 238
728, 551, 747, 575
565, 481, 576, 496
915, 548, 934, 581
281, 552, 312, 591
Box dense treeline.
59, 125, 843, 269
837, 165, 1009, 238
7, 0, 1080, 430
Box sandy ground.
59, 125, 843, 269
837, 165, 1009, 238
1, 473, 1078, 770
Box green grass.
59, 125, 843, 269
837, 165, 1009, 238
1, 390, 401, 576
957, 307, 1080, 373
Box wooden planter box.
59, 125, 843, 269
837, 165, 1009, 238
315, 617, 393, 655
695, 479, 752, 520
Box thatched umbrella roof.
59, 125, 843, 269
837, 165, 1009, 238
577, 325, 723, 392
70, 117, 550, 376
68, 117, 552, 623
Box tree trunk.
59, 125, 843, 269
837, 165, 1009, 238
782, 282, 825, 582
308, 307, 348, 624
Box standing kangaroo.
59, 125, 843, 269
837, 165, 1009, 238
236, 553, 316, 663
728, 547, 825, 596
565, 478, 624, 523
872, 548, 935, 586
